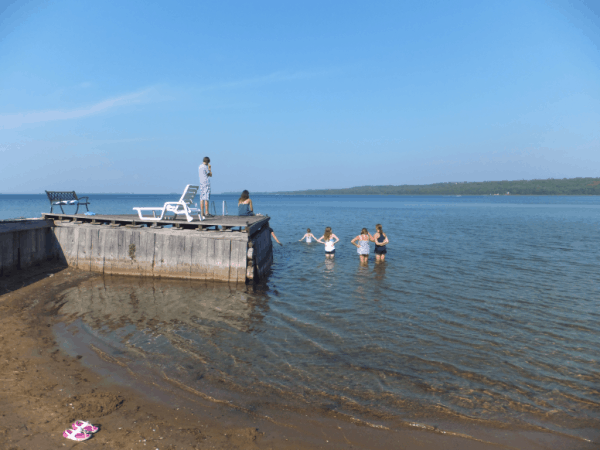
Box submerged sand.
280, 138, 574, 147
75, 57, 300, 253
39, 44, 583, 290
0, 264, 596, 450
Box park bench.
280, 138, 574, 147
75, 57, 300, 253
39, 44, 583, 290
45, 191, 90, 214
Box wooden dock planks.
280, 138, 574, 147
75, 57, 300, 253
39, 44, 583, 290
41, 213, 270, 232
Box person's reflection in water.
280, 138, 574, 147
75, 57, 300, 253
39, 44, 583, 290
324, 258, 335, 273
373, 260, 386, 282
356, 264, 370, 274
354, 265, 370, 299
370, 261, 387, 305
321, 258, 335, 288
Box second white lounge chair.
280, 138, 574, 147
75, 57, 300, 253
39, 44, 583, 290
133, 185, 201, 222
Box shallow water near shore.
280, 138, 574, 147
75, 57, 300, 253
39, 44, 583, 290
7, 194, 600, 445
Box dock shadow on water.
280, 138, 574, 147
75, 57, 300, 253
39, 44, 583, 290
49, 273, 600, 447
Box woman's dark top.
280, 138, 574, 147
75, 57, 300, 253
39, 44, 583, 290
375, 233, 387, 254
238, 202, 254, 216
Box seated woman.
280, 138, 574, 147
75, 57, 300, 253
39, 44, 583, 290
238, 190, 254, 216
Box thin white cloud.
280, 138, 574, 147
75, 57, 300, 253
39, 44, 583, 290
200, 70, 329, 92
0, 88, 152, 130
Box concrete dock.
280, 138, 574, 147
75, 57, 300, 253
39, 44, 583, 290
0, 214, 273, 283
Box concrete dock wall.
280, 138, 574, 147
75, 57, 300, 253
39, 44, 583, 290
0, 220, 56, 276
1, 219, 273, 283
52, 223, 251, 283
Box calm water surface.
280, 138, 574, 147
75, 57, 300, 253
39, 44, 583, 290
3, 194, 600, 442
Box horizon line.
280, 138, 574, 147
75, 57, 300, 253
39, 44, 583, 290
2, 176, 599, 195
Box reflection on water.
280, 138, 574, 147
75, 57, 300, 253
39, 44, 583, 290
55, 277, 281, 408
53, 272, 600, 442
323, 258, 335, 273
50, 196, 600, 444
373, 261, 386, 278
57, 277, 266, 333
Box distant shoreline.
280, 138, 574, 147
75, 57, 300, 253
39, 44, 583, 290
219, 193, 600, 196
3, 177, 600, 196
221, 176, 600, 196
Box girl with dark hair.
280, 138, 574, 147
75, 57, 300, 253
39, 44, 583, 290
317, 227, 339, 259
373, 223, 389, 262
238, 190, 254, 216
351, 228, 372, 265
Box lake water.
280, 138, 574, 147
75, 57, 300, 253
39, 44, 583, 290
2, 194, 600, 444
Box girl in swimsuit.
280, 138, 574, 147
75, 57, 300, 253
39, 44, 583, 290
351, 228, 372, 265
317, 226, 339, 259
373, 223, 389, 262
299, 228, 318, 243
238, 190, 254, 216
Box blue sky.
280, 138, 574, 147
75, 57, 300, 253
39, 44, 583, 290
1, 0, 599, 193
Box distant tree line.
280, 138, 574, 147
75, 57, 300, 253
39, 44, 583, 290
270, 177, 600, 196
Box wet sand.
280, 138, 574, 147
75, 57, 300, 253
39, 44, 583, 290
0, 264, 596, 450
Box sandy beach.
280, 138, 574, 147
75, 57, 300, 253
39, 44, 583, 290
0, 264, 596, 450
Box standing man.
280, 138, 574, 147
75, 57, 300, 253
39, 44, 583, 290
199, 156, 212, 218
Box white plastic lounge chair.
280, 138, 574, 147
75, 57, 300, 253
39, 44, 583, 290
133, 185, 201, 222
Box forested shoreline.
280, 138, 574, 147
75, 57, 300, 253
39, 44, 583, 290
259, 177, 600, 196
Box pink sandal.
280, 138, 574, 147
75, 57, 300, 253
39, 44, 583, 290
72, 420, 99, 434
63, 428, 91, 441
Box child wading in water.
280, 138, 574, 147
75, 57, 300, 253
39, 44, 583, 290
351, 228, 372, 265
317, 227, 339, 259
299, 228, 318, 243
373, 223, 389, 262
